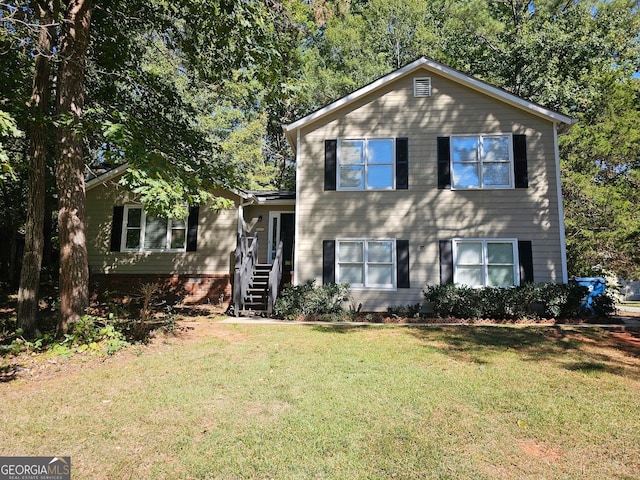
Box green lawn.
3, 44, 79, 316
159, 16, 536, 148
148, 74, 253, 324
2, 322, 639, 479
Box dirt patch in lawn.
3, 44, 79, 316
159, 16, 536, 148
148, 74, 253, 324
518, 440, 564, 462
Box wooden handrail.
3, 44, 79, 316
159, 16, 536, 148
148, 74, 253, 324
233, 234, 258, 316
267, 240, 284, 316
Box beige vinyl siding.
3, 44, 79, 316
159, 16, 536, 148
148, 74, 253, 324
86, 183, 239, 276
296, 69, 563, 311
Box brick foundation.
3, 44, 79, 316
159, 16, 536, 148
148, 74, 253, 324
90, 273, 232, 305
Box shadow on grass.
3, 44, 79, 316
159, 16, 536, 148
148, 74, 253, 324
411, 325, 576, 349
404, 325, 640, 379
310, 324, 374, 334
565, 361, 608, 372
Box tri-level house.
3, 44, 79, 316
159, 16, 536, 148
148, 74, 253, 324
86, 57, 575, 314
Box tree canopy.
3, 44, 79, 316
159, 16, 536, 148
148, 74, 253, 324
1, 0, 639, 331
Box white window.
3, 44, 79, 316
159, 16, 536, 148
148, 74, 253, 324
122, 206, 186, 252
451, 134, 513, 189
338, 138, 394, 190
336, 239, 396, 289
453, 239, 518, 287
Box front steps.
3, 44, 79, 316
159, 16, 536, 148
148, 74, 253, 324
240, 264, 271, 315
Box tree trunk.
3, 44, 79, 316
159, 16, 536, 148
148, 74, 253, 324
56, 0, 92, 335
17, 0, 58, 337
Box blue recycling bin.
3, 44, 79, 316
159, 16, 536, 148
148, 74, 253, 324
573, 277, 606, 313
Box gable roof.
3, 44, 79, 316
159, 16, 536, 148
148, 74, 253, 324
85, 163, 259, 200
85, 163, 130, 191
283, 57, 576, 152
85, 163, 295, 204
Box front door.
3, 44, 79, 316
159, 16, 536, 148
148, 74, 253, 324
268, 212, 294, 272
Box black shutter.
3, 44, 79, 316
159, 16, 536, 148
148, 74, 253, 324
186, 206, 199, 252
324, 139, 337, 191
513, 134, 528, 188
518, 240, 534, 284
439, 240, 454, 284
396, 137, 409, 190
323, 240, 336, 284
110, 206, 124, 252
396, 240, 410, 288
437, 137, 451, 189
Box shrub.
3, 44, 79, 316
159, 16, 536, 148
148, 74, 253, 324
590, 292, 617, 317
274, 281, 351, 320
423, 283, 483, 319
58, 315, 129, 356
386, 303, 421, 319
423, 283, 593, 320
537, 282, 587, 318
1, 315, 130, 358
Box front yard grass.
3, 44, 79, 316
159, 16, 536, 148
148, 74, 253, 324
1, 322, 639, 479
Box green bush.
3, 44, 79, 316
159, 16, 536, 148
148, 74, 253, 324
1, 315, 130, 358
423, 283, 483, 319
590, 292, 617, 317
386, 303, 421, 319
274, 281, 351, 320
423, 283, 593, 320
58, 315, 130, 356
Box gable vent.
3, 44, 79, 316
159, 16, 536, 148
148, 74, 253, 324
414, 77, 432, 97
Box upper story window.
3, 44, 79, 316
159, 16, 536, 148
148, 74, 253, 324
122, 205, 186, 252
337, 138, 395, 190
451, 134, 514, 189
453, 239, 518, 287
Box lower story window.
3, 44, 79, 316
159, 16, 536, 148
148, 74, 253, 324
337, 239, 395, 288
453, 239, 518, 287
122, 206, 186, 252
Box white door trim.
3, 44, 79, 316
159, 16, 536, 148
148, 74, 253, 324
267, 211, 294, 265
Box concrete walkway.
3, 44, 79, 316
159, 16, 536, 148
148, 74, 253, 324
617, 305, 640, 314
219, 316, 640, 328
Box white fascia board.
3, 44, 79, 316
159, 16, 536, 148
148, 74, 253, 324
282, 57, 576, 151
255, 199, 296, 206
423, 59, 576, 126
85, 163, 130, 191
234, 189, 260, 202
